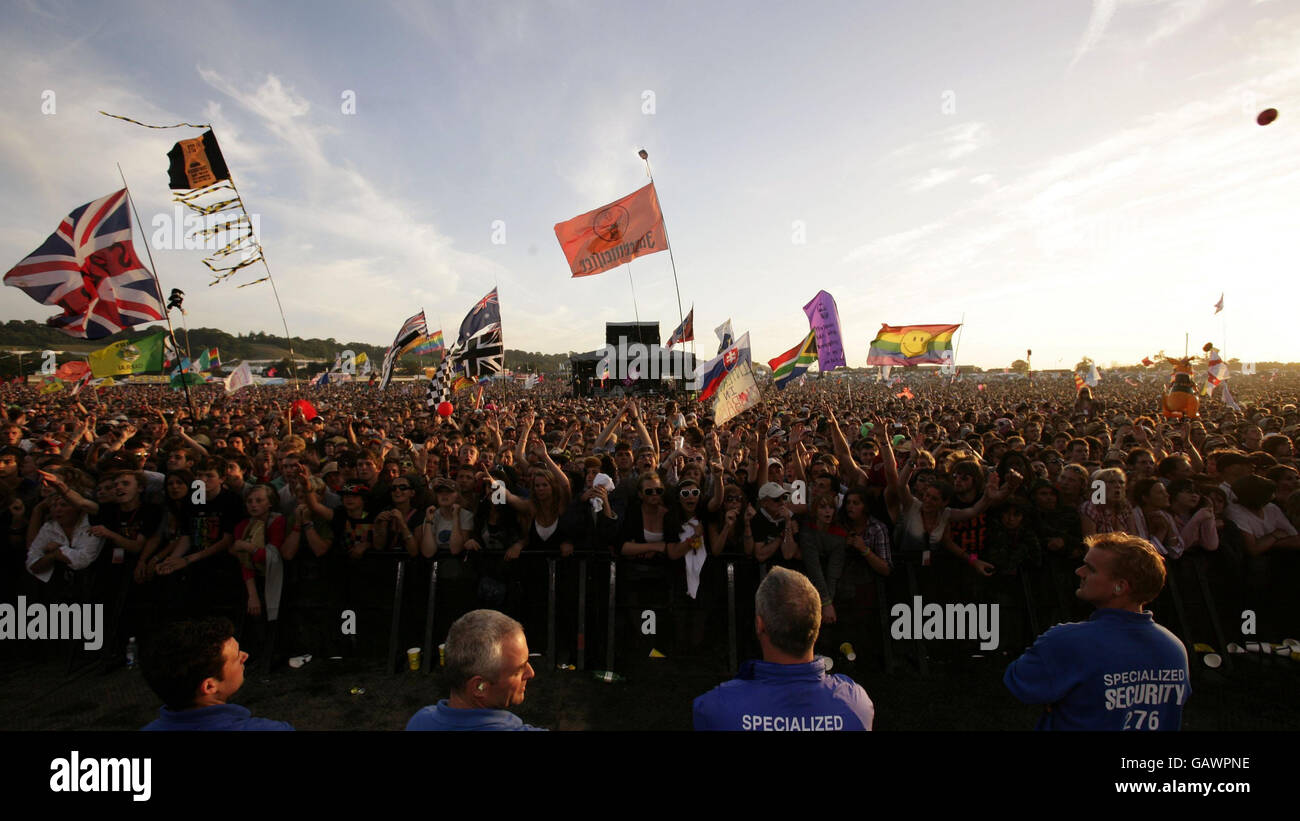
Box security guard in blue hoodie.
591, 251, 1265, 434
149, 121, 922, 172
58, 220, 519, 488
1005, 533, 1190, 730
693, 567, 874, 731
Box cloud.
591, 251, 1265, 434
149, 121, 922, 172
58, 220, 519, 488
189, 68, 512, 340
909, 167, 963, 192
1070, 0, 1119, 69
942, 122, 990, 160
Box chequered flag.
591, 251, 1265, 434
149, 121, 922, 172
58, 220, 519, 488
426, 342, 459, 407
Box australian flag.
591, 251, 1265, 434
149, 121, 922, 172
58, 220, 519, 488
457, 287, 500, 347
4, 189, 165, 339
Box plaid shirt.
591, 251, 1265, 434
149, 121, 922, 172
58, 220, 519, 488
848, 517, 892, 568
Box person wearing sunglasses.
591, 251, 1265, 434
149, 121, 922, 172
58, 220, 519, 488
374, 474, 427, 557
751, 482, 799, 572
664, 478, 712, 651
619, 473, 670, 561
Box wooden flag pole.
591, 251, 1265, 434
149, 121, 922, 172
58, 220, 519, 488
117, 164, 197, 420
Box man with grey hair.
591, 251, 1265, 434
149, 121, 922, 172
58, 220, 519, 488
692, 567, 874, 731
406, 609, 543, 731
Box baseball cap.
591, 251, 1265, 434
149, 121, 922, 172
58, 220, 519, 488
758, 482, 788, 501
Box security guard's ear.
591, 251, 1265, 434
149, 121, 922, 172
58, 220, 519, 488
466, 675, 490, 699
754, 614, 766, 639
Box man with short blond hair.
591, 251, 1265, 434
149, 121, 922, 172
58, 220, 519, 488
1004, 533, 1189, 730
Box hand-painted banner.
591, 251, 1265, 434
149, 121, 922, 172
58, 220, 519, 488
802, 290, 846, 371
714, 360, 761, 426
554, 183, 667, 277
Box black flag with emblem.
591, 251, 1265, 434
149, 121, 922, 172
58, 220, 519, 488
166, 130, 231, 190
455, 327, 504, 378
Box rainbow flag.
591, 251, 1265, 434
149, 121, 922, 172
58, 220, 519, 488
197, 347, 220, 372
451, 375, 474, 393
867, 324, 959, 366
768, 331, 817, 389
403, 330, 444, 357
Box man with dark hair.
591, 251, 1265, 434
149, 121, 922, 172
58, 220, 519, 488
692, 567, 874, 731
141, 617, 293, 730
1004, 533, 1189, 730
406, 609, 541, 731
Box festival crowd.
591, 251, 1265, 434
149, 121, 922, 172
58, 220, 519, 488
3, 372, 1298, 686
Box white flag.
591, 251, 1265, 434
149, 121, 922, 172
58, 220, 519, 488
714, 318, 734, 355
1085, 363, 1100, 387
224, 361, 253, 395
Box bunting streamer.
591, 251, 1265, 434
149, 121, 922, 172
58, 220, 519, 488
99, 112, 265, 288
101, 111, 300, 387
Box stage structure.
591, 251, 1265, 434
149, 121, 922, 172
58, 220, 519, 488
569, 321, 696, 396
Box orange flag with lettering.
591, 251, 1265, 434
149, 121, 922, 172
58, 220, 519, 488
554, 183, 667, 277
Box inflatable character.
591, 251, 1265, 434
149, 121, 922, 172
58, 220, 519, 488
1157, 354, 1199, 419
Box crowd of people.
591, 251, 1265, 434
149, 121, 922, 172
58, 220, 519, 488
3, 371, 1298, 715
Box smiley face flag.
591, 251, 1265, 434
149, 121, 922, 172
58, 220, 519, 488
867, 323, 961, 366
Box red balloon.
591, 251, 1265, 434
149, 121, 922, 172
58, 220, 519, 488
1257, 108, 1278, 126
437, 401, 454, 417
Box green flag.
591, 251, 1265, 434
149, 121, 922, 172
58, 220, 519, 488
88, 332, 166, 377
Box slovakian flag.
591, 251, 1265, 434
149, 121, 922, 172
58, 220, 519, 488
4, 189, 166, 339
554, 183, 667, 278
667, 306, 694, 348
768, 331, 817, 389
694, 332, 751, 402
867, 324, 960, 366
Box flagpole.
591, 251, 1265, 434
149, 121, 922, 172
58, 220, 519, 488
206, 139, 300, 392
625, 260, 642, 325
638, 150, 686, 335
116, 164, 197, 420
952, 312, 967, 373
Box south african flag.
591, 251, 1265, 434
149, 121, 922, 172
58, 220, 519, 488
867, 324, 960, 366
768, 331, 818, 389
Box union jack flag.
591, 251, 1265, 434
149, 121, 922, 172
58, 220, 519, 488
4, 189, 165, 339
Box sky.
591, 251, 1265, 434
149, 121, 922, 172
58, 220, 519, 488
1, 0, 1297, 370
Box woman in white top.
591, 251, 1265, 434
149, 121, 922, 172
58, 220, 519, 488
27, 493, 103, 583
1227, 475, 1300, 556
